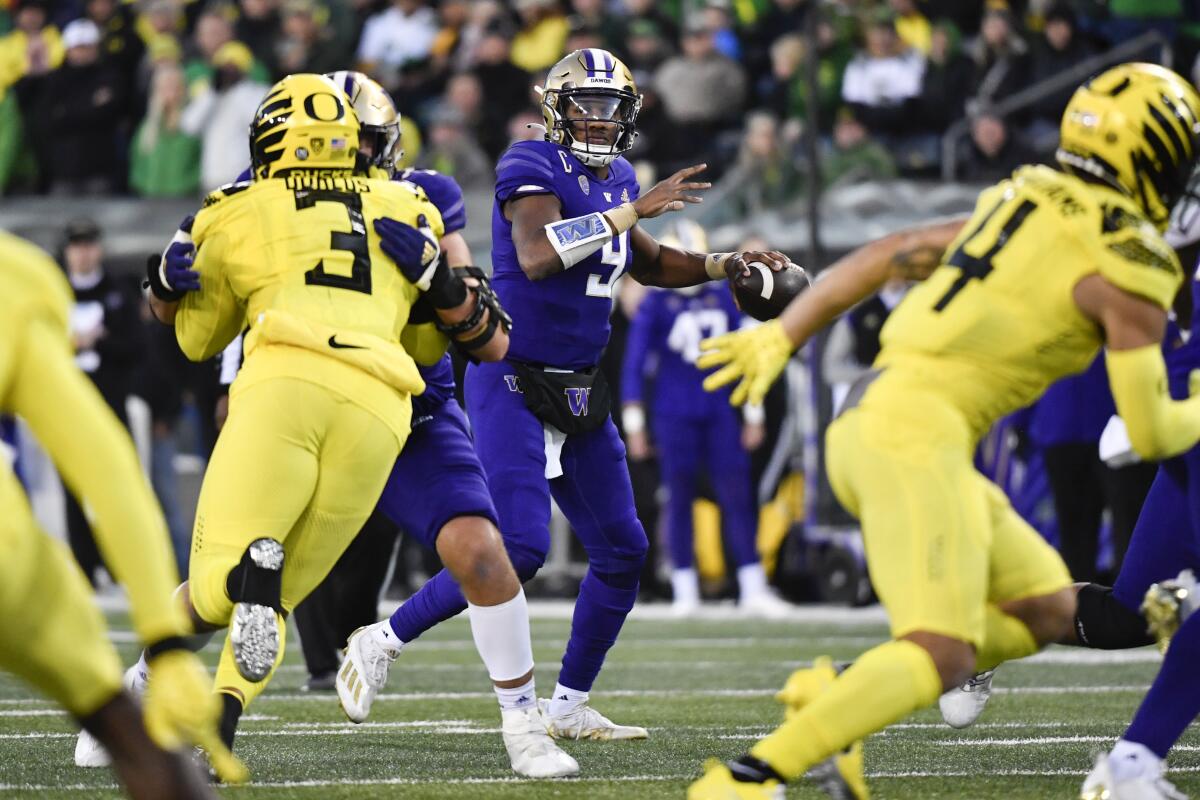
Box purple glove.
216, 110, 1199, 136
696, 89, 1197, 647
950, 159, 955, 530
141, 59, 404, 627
163, 241, 200, 292
374, 215, 440, 288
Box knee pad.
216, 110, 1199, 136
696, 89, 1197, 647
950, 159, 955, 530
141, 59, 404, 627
588, 517, 648, 588
225, 538, 285, 613
1075, 583, 1153, 649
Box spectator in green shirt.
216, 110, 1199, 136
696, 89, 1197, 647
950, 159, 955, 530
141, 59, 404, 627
129, 60, 199, 196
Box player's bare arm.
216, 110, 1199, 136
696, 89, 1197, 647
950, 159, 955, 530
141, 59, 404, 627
507, 164, 711, 282
1074, 273, 1200, 460
773, 216, 967, 349
626, 224, 790, 288
698, 216, 966, 407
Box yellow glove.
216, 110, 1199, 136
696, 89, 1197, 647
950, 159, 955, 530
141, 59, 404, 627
143, 649, 249, 785
698, 319, 794, 407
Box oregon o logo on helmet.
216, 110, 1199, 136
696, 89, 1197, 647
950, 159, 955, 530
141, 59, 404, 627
304, 92, 345, 122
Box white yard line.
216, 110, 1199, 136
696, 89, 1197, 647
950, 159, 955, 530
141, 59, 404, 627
11, 766, 1200, 793
932, 736, 1111, 746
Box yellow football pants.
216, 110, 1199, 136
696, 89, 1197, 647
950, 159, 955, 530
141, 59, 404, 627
0, 472, 123, 717
187, 375, 404, 705
826, 400, 1071, 647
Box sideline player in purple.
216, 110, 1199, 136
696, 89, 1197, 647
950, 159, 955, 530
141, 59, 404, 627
620, 220, 791, 618
347, 49, 791, 740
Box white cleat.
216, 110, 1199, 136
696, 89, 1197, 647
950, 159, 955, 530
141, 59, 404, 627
538, 698, 648, 741
501, 705, 580, 778
738, 591, 794, 620
1081, 752, 1188, 800
75, 663, 149, 767
939, 669, 994, 729
337, 621, 401, 723
671, 598, 701, 618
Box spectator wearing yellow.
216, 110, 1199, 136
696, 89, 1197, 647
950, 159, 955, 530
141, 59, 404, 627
890, 0, 931, 54
180, 41, 269, 193
510, 0, 568, 73
183, 6, 269, 100
0, 0, 63, 100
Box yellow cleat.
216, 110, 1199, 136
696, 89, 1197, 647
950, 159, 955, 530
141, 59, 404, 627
776, 656, 871, 800
1142, 570, 1199, 654
688, 760, 784, 800
777, 655, 839, 718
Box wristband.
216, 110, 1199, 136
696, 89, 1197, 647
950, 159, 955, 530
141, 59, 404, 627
705, 252, 735, 281
144, 255, 184, 302
603, 202, 638, 235
622, 405, 646, 434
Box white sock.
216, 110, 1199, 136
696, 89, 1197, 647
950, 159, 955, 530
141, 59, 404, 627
1110, 739, 1164, 782
671, 568, 700, 606
371, 619, 405, 652
495, 678, 536, 712
547, 683, 588, 718
737, 563, 769, 599
467, 589, 534, 683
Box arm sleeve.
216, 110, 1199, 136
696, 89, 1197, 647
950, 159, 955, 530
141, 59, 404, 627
620, 293, 658, 405
10, 318, 188, 645
494, 143, 562, 207
1106, 343, 1200, 460
175, 220, 245, 362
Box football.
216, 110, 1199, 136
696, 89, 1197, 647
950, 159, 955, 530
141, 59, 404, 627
732, 260, 812, 321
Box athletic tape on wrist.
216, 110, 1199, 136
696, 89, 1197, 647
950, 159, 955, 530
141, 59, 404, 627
705, 252, 734, 280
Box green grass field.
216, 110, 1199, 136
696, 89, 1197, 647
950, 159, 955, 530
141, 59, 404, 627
0, 604, 1192, 799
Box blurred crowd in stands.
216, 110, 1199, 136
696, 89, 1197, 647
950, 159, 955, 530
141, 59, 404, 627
0, 0, 1195, 202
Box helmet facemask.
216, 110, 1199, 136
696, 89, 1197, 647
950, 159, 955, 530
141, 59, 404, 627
360, 121, 402, 171
545, 87, 640, 167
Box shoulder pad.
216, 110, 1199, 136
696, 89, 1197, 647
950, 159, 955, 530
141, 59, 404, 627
202, 179, 253, 208
1097, 202, 1183, 310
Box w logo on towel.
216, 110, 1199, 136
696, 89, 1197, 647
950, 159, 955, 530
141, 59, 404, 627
565, 387, 591, 417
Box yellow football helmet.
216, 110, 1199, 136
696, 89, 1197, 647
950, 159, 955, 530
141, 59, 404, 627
250, 73, 360, 179
540, 48, 641, 168
1057, 62, 1200, 230
326, 70, 403, 171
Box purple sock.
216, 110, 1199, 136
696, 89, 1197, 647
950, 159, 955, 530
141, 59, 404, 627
389, 568, 468, 643
557, 569, 638, 693
1124, 610, 1200, 758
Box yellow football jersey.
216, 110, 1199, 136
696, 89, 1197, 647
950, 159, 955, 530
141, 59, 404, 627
874, 165, 1183, 441
176, 172, 446, 440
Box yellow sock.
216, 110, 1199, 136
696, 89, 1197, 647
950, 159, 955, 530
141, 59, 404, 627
212, 612, 287, 709
974, 604, 1038, 673
751, 639, 941, 780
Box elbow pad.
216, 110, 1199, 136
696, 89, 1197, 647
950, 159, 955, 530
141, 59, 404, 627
544, 204, 637, 269
1106, 344, 1200, 460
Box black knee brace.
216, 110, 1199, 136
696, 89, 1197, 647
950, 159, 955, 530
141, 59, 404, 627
225, 538, 284, 613
1074, 583, 1154, 649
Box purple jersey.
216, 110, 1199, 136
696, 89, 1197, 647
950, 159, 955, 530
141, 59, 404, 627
399, 168, 467, 234
621, 284, 741, 417
492, 140, 640, 369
